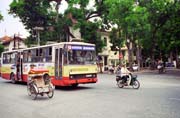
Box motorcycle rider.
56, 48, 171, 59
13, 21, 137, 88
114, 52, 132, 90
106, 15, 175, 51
157, 60, 165, 73
120, 64, 131, 85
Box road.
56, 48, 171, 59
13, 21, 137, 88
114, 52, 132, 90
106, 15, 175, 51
0, 69, 180, 118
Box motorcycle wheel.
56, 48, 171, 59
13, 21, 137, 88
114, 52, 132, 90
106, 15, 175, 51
117, 80, 124, 88
47, 84, 54, 98
132, 80, 140, 89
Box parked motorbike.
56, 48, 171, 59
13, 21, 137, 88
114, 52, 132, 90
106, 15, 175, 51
157, 64, 165, 74
116, 73, 140, 89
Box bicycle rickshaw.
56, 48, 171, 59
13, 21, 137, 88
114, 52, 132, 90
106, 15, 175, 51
27, 66, 54, 100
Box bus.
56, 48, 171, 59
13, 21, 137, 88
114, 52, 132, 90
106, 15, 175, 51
1, 42, 98, 87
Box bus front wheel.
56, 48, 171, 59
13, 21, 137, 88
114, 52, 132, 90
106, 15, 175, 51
71, 83, 79, 88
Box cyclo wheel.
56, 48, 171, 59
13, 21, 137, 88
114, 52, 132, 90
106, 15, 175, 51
27, 82, 32, 96
28, 83, 38, 100
47, 84, 54, 98
132, 80, 140, 89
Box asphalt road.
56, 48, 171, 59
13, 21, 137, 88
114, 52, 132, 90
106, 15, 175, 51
0, 69, 180, 118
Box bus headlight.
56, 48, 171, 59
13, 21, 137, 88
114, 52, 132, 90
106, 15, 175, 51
86, 74, 92, 78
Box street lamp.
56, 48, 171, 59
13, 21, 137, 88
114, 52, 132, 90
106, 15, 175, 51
33, 27, 44, 46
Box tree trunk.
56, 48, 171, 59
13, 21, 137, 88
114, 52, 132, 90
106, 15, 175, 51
175, 47, 180, 68
127, 41, 133, 71
150, 31, 156, 70
136, 44, 142, 71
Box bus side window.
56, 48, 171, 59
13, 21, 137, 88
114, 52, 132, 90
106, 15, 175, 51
7, 54, 10, 63
10, 53, 16, 64
23, 51, 28, 62
39, 48, 43, 62
44, 47, 52, 62
31, 49, 36, 62
3, 54, 7, 64
36, 49, 39, 62
28, 50, 32, 62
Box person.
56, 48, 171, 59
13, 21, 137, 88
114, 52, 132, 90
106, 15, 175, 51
120, 64, 131, 85
109, 65, 115, 74
116, 64, 121, 77
16, 53, 21, 80
157, 60, 164, 73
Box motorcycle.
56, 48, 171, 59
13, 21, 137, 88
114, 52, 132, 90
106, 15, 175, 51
116, 73, 140, 89
157, 64, 165, 74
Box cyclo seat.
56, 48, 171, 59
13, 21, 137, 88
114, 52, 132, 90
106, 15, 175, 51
33, 77, 49, 88
28, 69, 49, 88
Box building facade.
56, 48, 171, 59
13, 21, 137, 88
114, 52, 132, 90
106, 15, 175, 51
0, 35, 27, 51
98, 31, 129, 71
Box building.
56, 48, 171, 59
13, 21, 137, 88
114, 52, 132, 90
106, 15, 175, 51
0, 35, 27, 51
98, 31, 129, 71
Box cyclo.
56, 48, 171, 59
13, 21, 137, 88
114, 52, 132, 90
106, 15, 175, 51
27, 65, 54, 100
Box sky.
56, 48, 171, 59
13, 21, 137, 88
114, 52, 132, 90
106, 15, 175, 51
0, 0, 68, 38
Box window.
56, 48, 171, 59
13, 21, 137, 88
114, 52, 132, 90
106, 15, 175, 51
31, 49, 38, 62
67, 49, 96, 65
2, 53, 16, 64
23, 47, 52, 63
44, 47, 52, 62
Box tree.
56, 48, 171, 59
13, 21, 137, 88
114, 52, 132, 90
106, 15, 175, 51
9, 0, 52, 45
0, 12, 4, 53
139, 0, 180, 68
0, 44, 4, 55
0, 12, 3, 21
9, 0, 106, 52
66, 0, 107, 53
156, 0, 180, 68
9, 0, 73, 45
105, 0, 149, 70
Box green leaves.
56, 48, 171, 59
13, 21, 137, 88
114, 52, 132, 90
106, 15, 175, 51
0, 12, 3, 21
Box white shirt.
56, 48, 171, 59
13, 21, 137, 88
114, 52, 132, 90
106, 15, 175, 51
121, 67, 130, 77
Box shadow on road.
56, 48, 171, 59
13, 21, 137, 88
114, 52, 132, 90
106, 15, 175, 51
55, 86, 95, 91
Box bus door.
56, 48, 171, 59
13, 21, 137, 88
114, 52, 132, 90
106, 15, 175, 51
55, 48, 63, 79
15, 52, 23, 80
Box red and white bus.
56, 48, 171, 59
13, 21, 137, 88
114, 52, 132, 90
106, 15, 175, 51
1, 42, 98, 87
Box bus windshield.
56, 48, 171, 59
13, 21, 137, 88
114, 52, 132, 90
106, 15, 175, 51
65, 45, 96, 65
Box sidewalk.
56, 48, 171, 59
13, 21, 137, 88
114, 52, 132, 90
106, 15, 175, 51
99, 68, 180, 75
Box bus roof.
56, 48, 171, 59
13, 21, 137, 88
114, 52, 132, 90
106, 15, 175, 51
2, 42, 95, 53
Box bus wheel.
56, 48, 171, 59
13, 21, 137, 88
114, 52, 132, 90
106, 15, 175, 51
71, 83, 79, 88
10, 73, 16, 84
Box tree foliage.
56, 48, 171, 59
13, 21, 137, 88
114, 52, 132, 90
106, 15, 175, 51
65, 0, 107, 53
9, 0, 106, 53
0, 12, 3, 21
8, 0, 180, 67
104, 0, 180, 68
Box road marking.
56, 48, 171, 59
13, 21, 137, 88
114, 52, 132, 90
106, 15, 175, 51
169, 98, 180, 101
